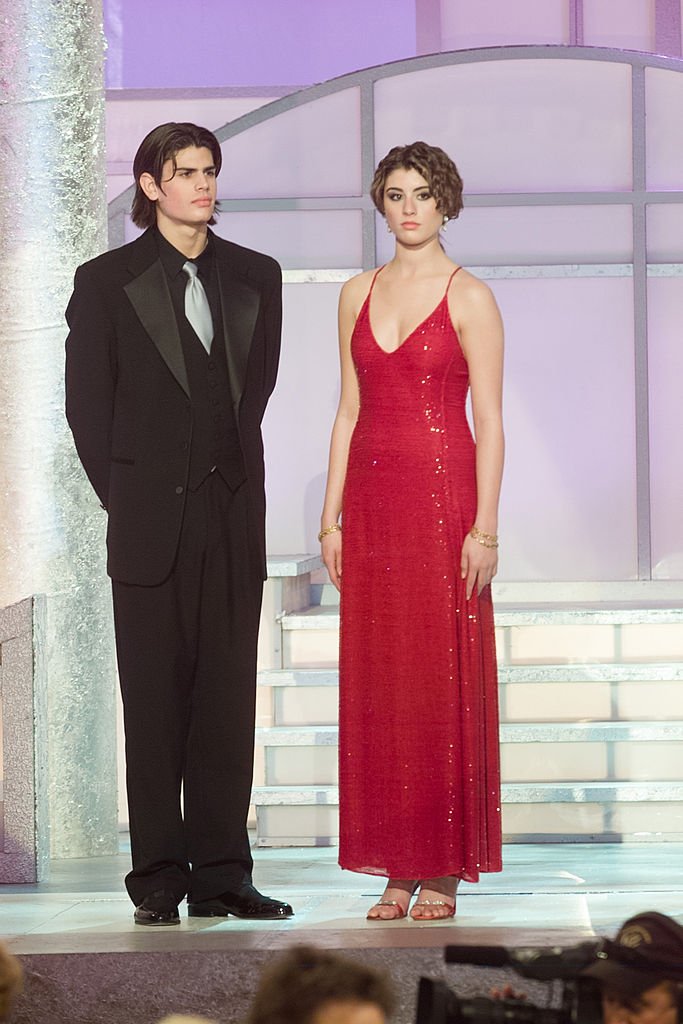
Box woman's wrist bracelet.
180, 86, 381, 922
318, 523, 342, 542
470, 525, 499, 549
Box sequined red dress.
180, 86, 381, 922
338, 267, 502, 881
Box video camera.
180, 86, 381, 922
416, 941, 604, 1024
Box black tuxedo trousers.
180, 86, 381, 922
113, 473, 262, 904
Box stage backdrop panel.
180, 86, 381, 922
492, 277, 637, 581
103, 0, 683, 90
373, 60, 633, 193
440, 0, 568, 47
216, 211, 363, 270
645, 67, 683, 189
218, 90, 362, 200
376, 205, 634, 267
647, 205, 683, 263
263, 284, 342, 553
647, 278, 683, 579
104, 0, 417, 89
583, 0, 655, 52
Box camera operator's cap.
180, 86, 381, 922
582, 911, 683, 995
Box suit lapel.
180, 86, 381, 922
216, 249, 260, 410
122, 230, 261, 406
124, 232, 190, 397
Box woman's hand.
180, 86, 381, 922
460, 531, 498, 600
321, 531, 342, 591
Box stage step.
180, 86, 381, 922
254, 781, 683, 805
257, 663, 683, 726
281, 603, 683, 668
257, 668, 339, 727
260, 663, 683, 684
255, 721, 683, 786
283, 605, 683, 628
255, 720, 683, 745
256, 564, 683, 845
254, 780, 683, 846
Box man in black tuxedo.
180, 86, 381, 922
65, 122, 292, 925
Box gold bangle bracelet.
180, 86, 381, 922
470, 525, 499, 549
318, 524, 342, 542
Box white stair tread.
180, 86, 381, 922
501, 721, 683, 741
282, 606, 340, 629
255, 721, 683, 746
258, 669, 339, 686
259, 664, 683, 685
266, 554, 322, 577
255, 785, 338, 805
500, 662, 683, 682
282, 604, 683, 629
257, 726, 338, 746
495, 602, 683, 625
502, 781, 683, 802
253, 780, 683, 807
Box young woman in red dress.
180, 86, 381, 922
321, 142, 504, 921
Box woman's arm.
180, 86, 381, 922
452, 277, 505, 600
320, 276, 364, 590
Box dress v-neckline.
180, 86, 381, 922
368, 298, 446, 355
365, 266, 461, 355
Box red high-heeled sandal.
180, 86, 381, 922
409, 877, 459, 921
366, 880, 418, 921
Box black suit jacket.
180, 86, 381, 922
65, 227, 282, 585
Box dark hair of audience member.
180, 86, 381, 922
246, 945, 394, 1024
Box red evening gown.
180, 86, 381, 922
338, 266, 502, 881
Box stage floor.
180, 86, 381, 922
3, 839, 683, 955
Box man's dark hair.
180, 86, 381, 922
246, 944, 394, 1024
131, 122, 223, 229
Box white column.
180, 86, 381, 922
0, 0, 118, 857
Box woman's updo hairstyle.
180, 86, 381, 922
370, 141, 464, 221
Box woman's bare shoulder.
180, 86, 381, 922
339, 268, 380, 315
341, 267, 377, 298
453, 267, 491, 295
452, 267, 499, 312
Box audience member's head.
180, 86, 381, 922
582, 911, 683, 1024
0, 943, 23, 1021
246, 945, 394, 1024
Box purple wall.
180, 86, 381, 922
104, 0, 417, 89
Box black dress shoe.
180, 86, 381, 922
134, 889, 181, 926
188, 883, 294, 919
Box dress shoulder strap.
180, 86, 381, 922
367, 265, 385, 298
358, 266, 385, 321
444, 265, 462, 297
